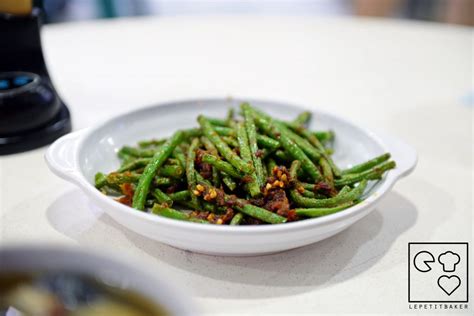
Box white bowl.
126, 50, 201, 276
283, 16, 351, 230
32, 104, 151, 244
0, 245, 196, 315
45, 98, 417, 256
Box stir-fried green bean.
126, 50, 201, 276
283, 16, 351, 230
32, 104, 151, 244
236, 121, 262, 197
341, 153, 391, 175
198, 115, 253, 173
296, 202, 354, 218
292, 111, 311, 126
241, 103, 266, 188
186, 138, 201, 208
201, 153, 242, 179
290, 180, 368, 208
335, 161, 396, 186
152, 204, 209, 224
153, 188, 173, 206
95, 103, 396, 225
132, 131, 184, 210
230, 212, 244, 225
241, 204, 287, 224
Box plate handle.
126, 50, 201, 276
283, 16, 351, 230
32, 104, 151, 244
45, 129, 88, 187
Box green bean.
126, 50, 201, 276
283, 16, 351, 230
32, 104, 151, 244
186, 138, 201, 208
132, 131, 184, 210
289, 160, 301, 179
286, 122, 341, 177
117, 158, 150, 172
173, 199, 195, 209
226, 108, 235, 124
203, 202, 216, 212
222, 136, 239, 148
236, 121, 262, 197
214, 126, 236, 137
221, 172, 237, 191
195, 171, 212, 186
301, 184, 350, 198
206, 117, 228, 126
138, 139, 166, 148
301, 190, 328, 199
118, 150, 133, 162
230, 212, 244, 225
100, 186, 121, 196
153, 188, 173, 206
183, 127, 246, 140
275, 126, 321, 181
202, 153, 242, 179
214, 206, 230, 215
256, 134, 280, 150
249, 107, 322, 181
106, 172, 171, 187
168, 190, 190, 201
275, 121, 322, 162
172, 146, 187, 169
274, 150, 291, 162
341, 153, 391, 175
335, 161, 396, 186
185, 126, 235, 138
251, 108, 321, 161
319, 157, 334, 185
296, 162, 344, 199
295, 202, 354, 217
119, 146, 157, 158
241, 204, 287, 224
266, 158, 277, 175
107, 172, 141, 185
290, 180, 367, 208
300, 182, 316, 191
337, 186, 352, 195
95, 172, 107, 188
154, 177, 173, 186
151, 205, 209, 224
158, 164, 184, 179
314, 130, 334, 143
213, 126, 280, 150
241, 103, 265, 187
185, 126, 258, 140
289, 160, 320, 196
211, 167, 222, 187
292, 111, 311, 126
167, 158, 181, 165
181, 128, 201, 139
201, 136, 218, 154
198, 115, 253, 173
201, 136, 222, 187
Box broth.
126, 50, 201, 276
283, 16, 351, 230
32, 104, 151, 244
0, 272, 169, 316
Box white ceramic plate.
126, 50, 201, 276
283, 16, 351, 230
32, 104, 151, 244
45, 98, 417, 256
0, 245, 196, 315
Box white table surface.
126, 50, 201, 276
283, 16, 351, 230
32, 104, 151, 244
1, 16, 472, 315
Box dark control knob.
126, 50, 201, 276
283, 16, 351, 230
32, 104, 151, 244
0, 72, 61, 135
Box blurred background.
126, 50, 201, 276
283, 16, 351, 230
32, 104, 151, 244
40, 0, 472, 26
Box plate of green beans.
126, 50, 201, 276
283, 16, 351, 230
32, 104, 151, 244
46, 99, 417, 255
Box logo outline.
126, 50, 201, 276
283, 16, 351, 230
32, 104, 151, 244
413, 250, 435, 272
408, 242, 469, 303
437, 275, 461, 296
